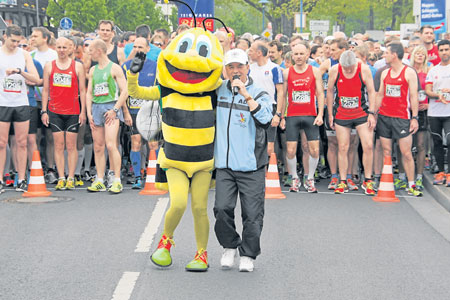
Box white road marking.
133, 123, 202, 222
111, 272, 140, 300
135, 197, 169, 252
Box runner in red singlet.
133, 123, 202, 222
375, 42, 422, 197
41, 37, 86, 190
327, 50, 377, 195
280, 43, 324, 193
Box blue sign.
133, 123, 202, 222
421, 0, 447, 36
177, 0, 214, 30
59, 17, 73, 30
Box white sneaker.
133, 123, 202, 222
220, 248, 237, 269
239, 256, 254, 272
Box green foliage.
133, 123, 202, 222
47, 0, 170, 33
215, 0, 262, 36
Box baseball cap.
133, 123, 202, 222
224, 49, 249, 66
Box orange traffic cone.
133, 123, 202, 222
23, 150, 52, 197
373, 156, 399, 202
140, 150, 167, 195
265, 153, 286, 199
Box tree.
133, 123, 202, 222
47, 0, 170, 33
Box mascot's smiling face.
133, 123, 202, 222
156, 28, 224, 93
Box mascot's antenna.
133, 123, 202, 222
202, 17, 230, 34
164, 0, 197, 28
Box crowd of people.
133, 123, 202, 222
0, 21, 449, 197
1, 17, 450, 273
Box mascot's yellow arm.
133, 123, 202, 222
127, 71, 161, 101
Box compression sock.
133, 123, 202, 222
130, 151, 142, 178
75, 147, 85, 175
308, 156, 319, 180
286, 156, 298, 179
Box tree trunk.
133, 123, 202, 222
391, 0, 403, 29
369, 4, 374, 30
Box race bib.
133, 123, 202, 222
418, 90, 427, 102
53, 73, 72, 88
128, 97, 145, 109
94, 82, 109, 97
385, 84, 401, 98
3, 78, 22, 93
340, 96, 359, 109
292, 91, 311, 104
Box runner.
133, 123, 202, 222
375, 42, 422, 196
326, 50, 377, 195
86, 39, 129, 194
41, 37, 86, 190
280, 43, 324, 193
122, 37, 157, 189
248, 40, 284, 156
0, 25, 40, 192
420, 25, 441, 66
425, 39, 450, 186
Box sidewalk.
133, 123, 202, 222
423, 171, 450, 213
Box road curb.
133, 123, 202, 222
423, 172, 450, 213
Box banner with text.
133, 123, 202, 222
178, 0, 214, 31
421, 0, 447, 36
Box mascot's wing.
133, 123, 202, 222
127, 71, 161, 101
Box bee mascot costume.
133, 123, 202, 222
127, 0, 227, 271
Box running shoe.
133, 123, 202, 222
55, 179, 66, 190
415, 178, 424, 191
447, 174, 450, 187
328, 177, 338, 190
334, 181, 348, 194
4, 173, 13, 187
373, 177, 380, 192
433, 172, 445, 185
16, 180, 28, 192
362, 180, 376, 196
394, 178, 407, 190
185, 249, 208, 272
289, 177, 300, 193
65, 178, 75, 190
303, 176, 309, 191
347, 178, 359, 191
283, 174, 292, 187
127, 174, 135, 184
132, 177, 143, 189
151, 234, 175, 267
108, 181, 123, 194
106, 170, 114, 188
83, 170, 92, 182
45, 169, 58, 184
306, 178, 317, 193
407, 185, 423, 197
424, 156, 431, 170
87, 180, 106, 192
74, 174, 84, 186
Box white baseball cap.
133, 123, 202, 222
224, 49, 249, 66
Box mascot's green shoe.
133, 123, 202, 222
151, 234, 175, 267
185, 249, 209, 272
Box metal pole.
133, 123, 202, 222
36, 0, 39, 26
300, 0, 303, 33
262, 5, 265, 32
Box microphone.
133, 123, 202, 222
232, 75, 240, 95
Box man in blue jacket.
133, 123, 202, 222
214, 49, 273, 272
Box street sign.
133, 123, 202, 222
309, 20, 329, 32
311, 31, 327, 38
59, 17, 73, 30
262, 29, 273, 40
295, 13, 306, 28
58, 29, 71, 38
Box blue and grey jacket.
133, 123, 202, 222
214, 77, 273, 172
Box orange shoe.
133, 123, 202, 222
446, 174, 450, 187
328, 177, 338, 190
433, 172, 445, 185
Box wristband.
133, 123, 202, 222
412, 116, 419, 121
113, 107, 119, 113
40, 110, 47, 116
367, 110, 375, 115
245, 96, 252, 102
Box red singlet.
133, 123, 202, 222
49, 60, 80, 115
379, 66, 410, 120
286, 65, 317, 117
334, 62, 368, 120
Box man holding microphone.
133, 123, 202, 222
213, 49, 273, 272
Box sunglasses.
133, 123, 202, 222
19, 44, 28, 48
153, 42, 163, 47
84, 43, 91, 47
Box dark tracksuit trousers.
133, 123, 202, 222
214, 167, 265, 259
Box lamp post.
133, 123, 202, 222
36, 0, 39, 27
259, 0, 269, 33
300, 0, 303, 33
